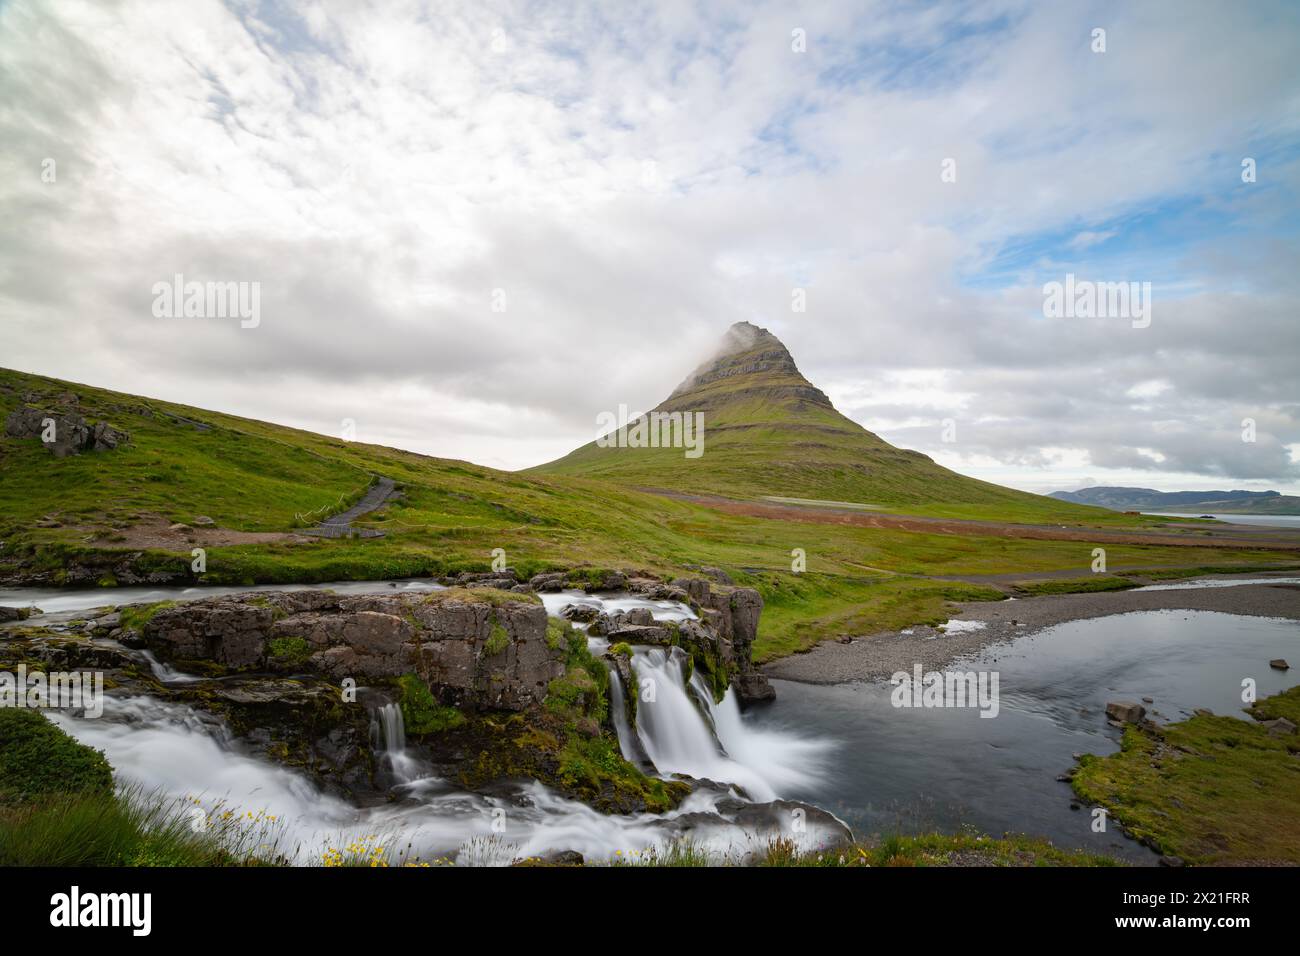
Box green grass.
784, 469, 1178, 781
742, 572, 1008, 661
0, 708, 113, 801
1135, 563, 1300, 581
0, 709, 285, 865
3, 365, 1298, 662
1011, 576, 1139, 596
0, 789, 288, 866
607, 832, 1119, 867
1072, 686, 1300, 864
118, 600, 177, 632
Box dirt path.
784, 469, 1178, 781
301, 477, 397, 539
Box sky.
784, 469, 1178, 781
2, 0, 1298, 496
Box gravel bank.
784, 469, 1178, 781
761, 575, 1300, 685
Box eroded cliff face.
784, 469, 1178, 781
128, 571, 774, 711
140, 588, 563, 712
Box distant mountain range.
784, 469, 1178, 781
1049, 486, 1300, 515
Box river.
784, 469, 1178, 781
5, 580, 1298, 864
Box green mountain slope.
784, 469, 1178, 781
2, 362, 1296, 660
531, 322, 1083, 520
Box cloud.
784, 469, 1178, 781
0, 0, 1297, 492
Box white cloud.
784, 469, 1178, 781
1, 0, 1297, 492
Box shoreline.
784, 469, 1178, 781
762, 573, 1300, 685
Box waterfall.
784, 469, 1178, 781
373, 702, 423, 785
622, 646, 826, 803
604, 661, 653, 770
37, 586, 838, 865
50, 692, 836, 865
137, 650, 204, 684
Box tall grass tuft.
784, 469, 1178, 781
0, 787, 289, 867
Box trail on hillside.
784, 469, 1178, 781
300, 477, 397, 538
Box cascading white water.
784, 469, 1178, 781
36, 585, 840, 864
625, 646, 827, 802
373, 702, 423, 785
543, 589, 830, 802
604, 662, 646, 767
50, 693, 837, 865
137, 650, 204, 684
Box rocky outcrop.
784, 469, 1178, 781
135, 588, 564, 712
1105, 700, 1146, 724
4, 406, 128, 457
572, 573, 773, 705
691, 580, 773, 705
0, 548, 186, 588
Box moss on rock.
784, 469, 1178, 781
396, 673, 466, 734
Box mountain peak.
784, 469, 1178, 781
665, 322, 832, 409
534, 321, 1054, 515
718, 321, 781, 354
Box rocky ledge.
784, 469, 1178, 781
135, 587, 563, 712
451, 567, 774, 705
0, 569, 786, 821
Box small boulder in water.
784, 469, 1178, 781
560, 603, 600, 623
736, 672, 775, 705
529, 572, 566, 592
1105, 701, 1146, 724
1269, 659, 1290, 671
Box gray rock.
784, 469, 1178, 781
1261, 717, 1297, 736
4, 406, 128, 457
560, 603, 600, 623
623, 607, 655, 626
670, 577, 712, 604
602, 622, 674, 646
137, 589, 564, 712
735, 672, 776, 705
1105, 700, 1146, 724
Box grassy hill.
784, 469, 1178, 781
531, 322, 1100, 522
3, 362, 1297, 659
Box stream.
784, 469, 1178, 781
4, 580, 1298, 864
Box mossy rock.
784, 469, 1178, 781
267, 636, 312, 666
118, 600, 178, 633
440, 709, 688, 815
484, 615, 510, 657
421, 587, 540, 608
396, 673, 466, 734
